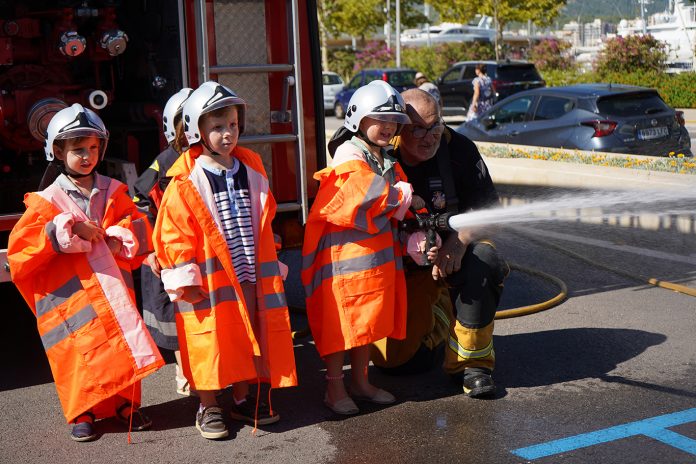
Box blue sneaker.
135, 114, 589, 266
70, 413, 97, 442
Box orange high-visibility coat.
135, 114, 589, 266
154, 145, 297, 391
8, 178, 163, 423
302, 141, 412, 357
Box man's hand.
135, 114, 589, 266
411, 194, 426, 211
180, 286, 208, 304
431, 229, 474, 280
146, 252, 162, 278
73, 221, 105, 243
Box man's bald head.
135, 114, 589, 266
399, 88, 443, 165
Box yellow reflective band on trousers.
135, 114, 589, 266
444, 320, 495, 373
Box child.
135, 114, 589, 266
133, 88, 194, 396
8, 104, 164, 442
153, 81, 297, 440
302, 80, 434, 415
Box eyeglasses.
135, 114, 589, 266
409, 121, 445, 139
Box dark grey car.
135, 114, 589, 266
455, 84, 693, 157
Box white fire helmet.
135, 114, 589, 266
162, 87, 193, 143
343, 80, 410, 133
44, 103, 109, 161
182, 81, 247, 145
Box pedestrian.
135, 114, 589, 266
152, 81, 297, 440
466, 63, 495, 121
372, 88, 508, 398
133, 87, 195, 396
303, 80, 435, 415
415, 71, 441, 105
7, 104, 163, 442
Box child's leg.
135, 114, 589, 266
232, 381, 249, 401
324, 351, 349, 403
348, 345, 396, 404
198, 390, 218, 408
348, 345, 380, 397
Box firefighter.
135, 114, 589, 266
152, 81, 297, 439
304, 81, 435, 415
371, 88, 508, 398
133, 87, 194, 396
7, 104, 163, 441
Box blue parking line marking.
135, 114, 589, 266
512, 408, 696, 460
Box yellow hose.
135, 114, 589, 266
495, 263, 568, 319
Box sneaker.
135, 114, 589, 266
196, 406, 229, 440
70, 413, 97, 442
229, 396, 280, 425
462, 369, 496, 398
116, 403, 152, 431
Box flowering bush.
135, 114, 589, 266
529, 39, 574, 71
354, 41, 395, 70
478, 144, 696, 175
594, 35, 668, 74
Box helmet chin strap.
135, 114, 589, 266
201, 137, 222, 157
57, 161, 97, 179
357, 129, 382, 148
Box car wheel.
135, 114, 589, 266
334, 101, 345, 119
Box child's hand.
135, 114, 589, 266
426, 246, 438, 263
73, 221, 105, 243
180, 286, 208, 304
411, 194, 426, 211
146, 253, 162, 278
106, 236, 122, 255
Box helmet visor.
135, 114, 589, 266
54, 128, 109, 140
365, 112, 411, 125
202, 96, 246, 116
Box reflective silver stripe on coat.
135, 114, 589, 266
132, 217, 153, 255
40, 304, 97, 350
304, 246, 395, 298
264, 292, 287, 309
199, 257, 225, 279
260, 261, 281, 278
302, 228, 377, 272
35, 276, 83, 317
354, 175, 387, 231
447, 337, 494, 360
175, 285, 238, 313
143, 310, 178, 337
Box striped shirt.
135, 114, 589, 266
199, 158, 256, 283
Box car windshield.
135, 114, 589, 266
596, 92, 671, 117
323, 74, 342, 85
493, 65, 542, 81
388, 71, 416, 87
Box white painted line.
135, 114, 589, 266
515, 226, 696, 265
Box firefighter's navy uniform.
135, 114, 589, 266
371, 127, 508, 396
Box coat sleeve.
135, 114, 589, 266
105, 184, 153, 266
153, 181, 202, 302
7, 199, 58, 293
315, 164, 412, 234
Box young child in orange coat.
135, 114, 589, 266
302, 81, 436, 415
8, 104, 163, 442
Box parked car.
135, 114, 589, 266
322, 71, 344, 114
437, 60, 545, 117
334, 68, 417, 119
455, 84, 693, 157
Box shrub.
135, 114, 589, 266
594, 35, 668, 74
354, 41, 395, 70
529, 39, 574, 71
328, 48, 357, 83
401, 41, 495, 80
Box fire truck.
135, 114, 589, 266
0, 0, 325, 283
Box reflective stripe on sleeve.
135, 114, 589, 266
260, 261, 281, 278
264, 292, 287, 309
354, 175, 387, 231
175, 285, 239, 313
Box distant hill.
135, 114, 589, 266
559, 0, 671, 24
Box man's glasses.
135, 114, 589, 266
409, 121, 445, 139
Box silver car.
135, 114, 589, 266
322, 72, 344, 114
456, 84, 692, 157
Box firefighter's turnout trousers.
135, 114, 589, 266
372, 240, 507, 375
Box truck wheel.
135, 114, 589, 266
334, 101, 345, 119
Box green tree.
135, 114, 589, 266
430, 0, 567, 60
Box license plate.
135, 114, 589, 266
638, 126, 668, 140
